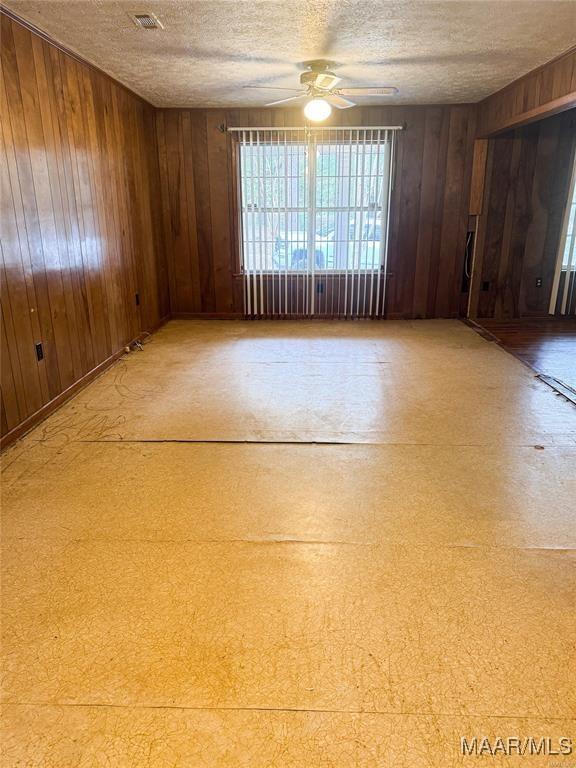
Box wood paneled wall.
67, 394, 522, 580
477, 46, 576, 136
470, 109, 576, 319
156, 105, 476, 319
0, 13, 168, 445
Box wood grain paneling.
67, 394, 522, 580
469, 139, 489, 215
477, 46, 576, 136
156, 105, 476, 319
0, 13, 168, 445
470, 109, 576, 319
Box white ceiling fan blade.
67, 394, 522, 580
324, 93, 355, 109
243, 86, 304, 92
265, 94, 308, 106
338, 87, 398, 96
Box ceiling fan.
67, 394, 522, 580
244, 60, 398, 120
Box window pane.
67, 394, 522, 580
563, 202, 576, 268
313, 142, 388, 271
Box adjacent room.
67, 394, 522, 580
1, 1, 575, 765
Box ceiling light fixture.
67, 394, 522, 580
304, 97, 332, 122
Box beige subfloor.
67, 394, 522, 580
1, 319, 575, 767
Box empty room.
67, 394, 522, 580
1, 1, 575, 765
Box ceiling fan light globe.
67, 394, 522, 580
304, 98, 332, 121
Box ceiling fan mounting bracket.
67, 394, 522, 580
300, 59, 339, 72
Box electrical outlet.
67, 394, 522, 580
536, 277, 543, 287
35, 342, 44, 361
316, 282, 324, 294
135, 292, 140, 306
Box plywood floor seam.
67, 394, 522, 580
5, 701, 576, 721
2, 319, 575, 767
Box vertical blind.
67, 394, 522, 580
234, 126, 399, 318
549, 150, 576, 316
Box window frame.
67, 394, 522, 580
549, 146, 576, 315
233, 129, 395, 276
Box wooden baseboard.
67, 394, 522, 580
172, 312, 464, 321
0, 317, 170, 452
175, 312, 389, 320
171, 312, 244, 320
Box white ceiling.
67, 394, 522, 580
4, 0, 576, 107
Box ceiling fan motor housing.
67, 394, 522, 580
300, 70, 341, 90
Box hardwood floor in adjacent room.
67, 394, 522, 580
1, 319, 575, 767
478, 317, 576, 395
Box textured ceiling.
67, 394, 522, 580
4, 0, 576, 107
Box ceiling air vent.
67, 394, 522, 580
130, 12, 163, 29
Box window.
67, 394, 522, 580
549, 151, 576, 315
561, 159, 576, 269
238, 128, 394, 275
